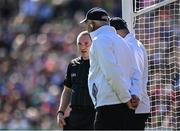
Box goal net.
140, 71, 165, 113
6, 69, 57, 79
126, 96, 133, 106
123, 0, 180, 130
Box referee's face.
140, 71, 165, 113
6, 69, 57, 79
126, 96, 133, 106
78, 35, 92, 60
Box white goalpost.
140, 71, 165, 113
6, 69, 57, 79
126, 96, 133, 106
122, 0, 180, 130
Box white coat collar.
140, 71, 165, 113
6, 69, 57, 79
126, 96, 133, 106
90, 25, 117, 39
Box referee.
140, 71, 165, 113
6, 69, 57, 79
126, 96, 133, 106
57, 31, 95, 130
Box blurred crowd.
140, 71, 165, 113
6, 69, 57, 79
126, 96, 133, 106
0, 0, 179, 130
0, 0, 121, 129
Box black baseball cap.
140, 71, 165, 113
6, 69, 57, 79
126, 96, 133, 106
80, 7, 109, 23
110, 17, 128, 30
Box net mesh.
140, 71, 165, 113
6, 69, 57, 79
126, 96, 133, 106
134, 0, 180, 130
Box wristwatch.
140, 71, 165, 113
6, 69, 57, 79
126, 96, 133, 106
57, 110, 64, 115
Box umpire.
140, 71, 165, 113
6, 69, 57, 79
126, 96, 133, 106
110, 17, 150, 130
57, 31, 95, 130
80, 7, 139, 130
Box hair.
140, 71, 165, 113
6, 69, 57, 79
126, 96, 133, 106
119, 28, 130, 35
110, 17, 130, 36
94, 20, 109, 26
88, 20, 110, 31
76, 31, 91, 45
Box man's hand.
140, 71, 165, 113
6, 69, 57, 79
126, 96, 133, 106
131, 95, 140, 108
57, 112, 66, 128
126, 100, 135, 110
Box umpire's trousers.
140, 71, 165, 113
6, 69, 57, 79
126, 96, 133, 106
94, 103, 135, 130
127, 113, 150, 130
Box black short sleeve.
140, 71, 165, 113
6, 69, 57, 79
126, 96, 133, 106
64, 63, 72, 88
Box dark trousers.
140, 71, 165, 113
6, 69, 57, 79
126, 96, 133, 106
63, 108, 95, 130
94, 103, 134, 130
127, 113, 150, 130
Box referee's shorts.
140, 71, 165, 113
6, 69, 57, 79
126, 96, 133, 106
63, 106, 95, 130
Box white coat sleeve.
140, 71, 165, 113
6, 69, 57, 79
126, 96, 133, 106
130, 54, 142, 100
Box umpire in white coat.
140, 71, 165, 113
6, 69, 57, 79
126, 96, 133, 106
110, 17, 150, 130
80, 7, 142, 130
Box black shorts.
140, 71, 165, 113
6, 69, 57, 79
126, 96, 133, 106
63, 108, 95, 130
